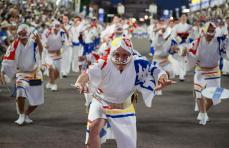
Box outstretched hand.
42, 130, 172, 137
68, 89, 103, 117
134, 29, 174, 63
73, 82, 89, 94
33, 33, 41, 43
171, 45, 179, 53
155, 74, 176, 91
181, 47, 188, 57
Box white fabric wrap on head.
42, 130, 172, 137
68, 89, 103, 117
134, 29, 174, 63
110, 37, 133, 55
52, 20, 60, 28
202, 22, 216, 34
17, 24, 30, 34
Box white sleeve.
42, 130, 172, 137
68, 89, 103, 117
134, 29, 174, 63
86, 59, 105, 87
157, 40, 170, 57
1, 60, 16, 80
97, 43, 108, 56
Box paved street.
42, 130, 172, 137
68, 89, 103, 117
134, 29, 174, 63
1, 72, 229, 148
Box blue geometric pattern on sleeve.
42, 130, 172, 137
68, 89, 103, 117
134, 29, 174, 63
134, 59, 156, 91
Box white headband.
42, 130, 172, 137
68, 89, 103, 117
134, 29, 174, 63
17, 24, 30, 34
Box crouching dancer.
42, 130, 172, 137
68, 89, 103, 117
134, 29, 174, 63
74, 37, 175, 148
0, 24, 44, 125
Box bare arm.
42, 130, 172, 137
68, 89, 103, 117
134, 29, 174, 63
0, 72, 5, 85
74, 72, 89, 94
33, 33, 43, 55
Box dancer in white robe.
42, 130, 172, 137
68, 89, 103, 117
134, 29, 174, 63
61, 15, 71, 77
153, 23, 175, 79
147, 20, 156, 56
170, 14, 193, 81
221, 16, 229, 75
185, 22, 229, 125
45, 20, 68, 91
153, 24, 176, 95
0, 24, 44, 125
69, 16, 83, 73
74, 37, 175, 148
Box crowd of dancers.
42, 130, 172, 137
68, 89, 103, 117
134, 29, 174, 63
1, 1, 229, 148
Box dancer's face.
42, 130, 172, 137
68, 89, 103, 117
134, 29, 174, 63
54, 24, 60, 33
18, 29, 29, 44
18, 29, 29, 39
111, 47, 132, 72
180, 14, 187, 23
74, 17, 81, 25
63, 16, 69, 24
205, 24, 216, 41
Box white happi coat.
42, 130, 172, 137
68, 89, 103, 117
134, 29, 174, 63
69, 24, 83, 72
83, 27, 97, 44
100, 24, 116, 40
41, 28, 50, 68
61, 24, 72, 75
1, 38, 44, 106
220, 25, 229, 74
85, 55, 166, 148
172, 23, 192, 36
46, 30, 63, 51
45, 30, 63, 72
170, 22, 192, 79
147, 24, 156, 48
154, 31, 175, 78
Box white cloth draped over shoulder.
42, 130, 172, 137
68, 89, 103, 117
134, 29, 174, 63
86, 55, 166, 107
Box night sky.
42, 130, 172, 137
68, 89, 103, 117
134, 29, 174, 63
154, 0, 189, 11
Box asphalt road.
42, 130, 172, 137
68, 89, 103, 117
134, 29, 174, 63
1, 72, 229, 148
